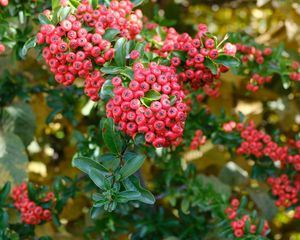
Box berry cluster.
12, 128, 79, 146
146, 23, 235, 97
288, 61, 300, 82
236, 120, 288, 165
0, 0, 8, 7
267, 174, 300, 213
0, 43, 5, 54
11, 182, 55, 225
225, 198, 269, 238
37, 0, 143, 100
246, 73, 272, 92
222, 121, 240, 132
190, 129, 206, 150
106, 63, 187, 148
236, 43, 272, 65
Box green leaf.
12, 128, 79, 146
257, 218, 266, 234
114, 38, 127, 67
119, 151, 145, 180
140, 97, 151, 108
140, 90, 161, 107
57, 7, 72, 22
134, 133, 145, 146
88, 169, 111, 190
169, 95, 176, 106
90, 206, 102, 219
102, 28, 120, 42
135, 41, 146, 59
120, 68, 134, 80
72, 156, 109, 175
117, 190, 141, 203
214, 54, 240, 67
0, 182, 11, 202
144, 90, 161, 100
92, 192, 105, 202
0, 209, 9, 229
99, 79, 114, 100
123, 175, 155, 204
91, 0, 98, 9
52, 0, 60, 10
38, 14, 52, 25
20, 36, 37, 59
2, 102, 36, 146
0, 132, 28, 185
99, 153, 120, 170
181, 198, 190, 214
172, 50, 186, 61
204, 57, 218, 75
101, 118, 124, 155
126, 40, 136, 56
100, 66, 123, 74
131, 0, 144, 7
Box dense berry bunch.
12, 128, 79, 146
11, 182, 55, 225
146, 24, 235, 97
36, 0, 143, 100
106, 63, 187, 148
190, 129, 206, 150
236, 120, 288, 165
246, 73, 272, 92
225, 198, 269, 238
236, 43, 272, 65
267, 174, 300, 214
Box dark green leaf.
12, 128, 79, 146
88, 169, 111, 190
90, 206, 102, 219
120, 68, 134, 80
0, 210, 9, 229
123, 175, 155, 204
117, 190, 141, 203
169, 95, 176, 106
72, 156, 109, 175
0, 182, 11, 202
114, 38, 127, 67
181, 198, 190, 214
20, 36, 37, 59
99, 153, 120, 170
101, 118, 124, 155
38, 14, 52, 25
204, 57, 218, 75
144, 90, 161, 100
102, 28, 120, 42
172, 50, 186, 61
100, 66, 123, 74
135, 41, 146, 59
214, 54, 240, 67
58, 7, 71, 22
119, 151, 145, 179
99, 79, 114, 100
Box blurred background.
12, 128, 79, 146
1, 0, 300, 239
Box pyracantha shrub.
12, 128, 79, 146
36, 0, 143, 99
